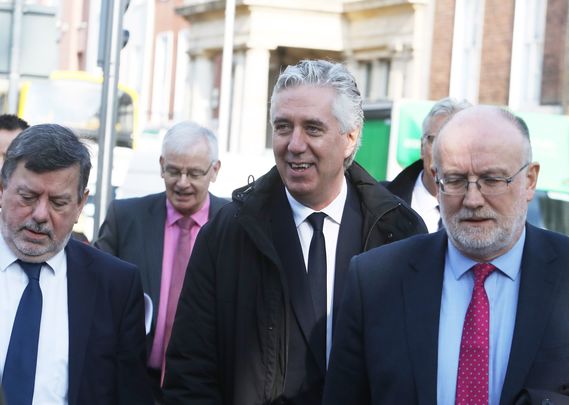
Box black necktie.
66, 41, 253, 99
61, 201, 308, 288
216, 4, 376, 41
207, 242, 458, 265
307, 212, 327, 363
436, 205, 444, 231
2, 260, 44, 405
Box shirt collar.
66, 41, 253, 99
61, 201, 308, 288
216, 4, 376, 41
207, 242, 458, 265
412, 170, 438, 210
447, 226, 526, 281
166, 194, 211, 228
285, 177, 347, 227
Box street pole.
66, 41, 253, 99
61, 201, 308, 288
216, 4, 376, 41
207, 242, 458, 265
7, 0, 23, 114
217, 0, 236, 152
92, 0, 127, 239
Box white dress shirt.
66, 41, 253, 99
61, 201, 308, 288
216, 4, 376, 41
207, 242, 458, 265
411, 170, 440, 233
286, 178, 347, 365
0, 234, 69, 405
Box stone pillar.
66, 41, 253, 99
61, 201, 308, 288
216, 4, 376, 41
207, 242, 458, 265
236, 47, 271, 153
187, 53, 214, 128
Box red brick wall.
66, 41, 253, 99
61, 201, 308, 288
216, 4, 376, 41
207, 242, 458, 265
429, 0, 456, 99
541, 0, 568, 105
478, 0, 515, 105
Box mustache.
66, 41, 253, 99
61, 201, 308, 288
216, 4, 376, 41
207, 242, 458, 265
454, 208, 497, 221
20, 222, 52, 238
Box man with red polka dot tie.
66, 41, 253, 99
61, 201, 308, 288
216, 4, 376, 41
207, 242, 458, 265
323, 105, 569, 405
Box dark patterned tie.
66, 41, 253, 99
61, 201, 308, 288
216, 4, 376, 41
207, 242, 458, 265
307, 212, 327, 365
455, 263, 497, 405
2, 260, 44, 405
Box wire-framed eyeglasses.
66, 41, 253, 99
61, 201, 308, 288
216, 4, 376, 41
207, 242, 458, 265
435, 163, 530, 196
163, 161, 215, 181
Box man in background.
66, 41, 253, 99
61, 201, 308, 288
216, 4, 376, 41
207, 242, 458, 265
385, 98, 471, 232
163, 60, 426, 405
324, 105, 569, 404
95, 120, 227, 401
0, 114, 29, 170
0, 124, 152, 404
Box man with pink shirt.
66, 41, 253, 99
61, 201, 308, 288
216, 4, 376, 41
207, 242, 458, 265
94, 121, 228, 402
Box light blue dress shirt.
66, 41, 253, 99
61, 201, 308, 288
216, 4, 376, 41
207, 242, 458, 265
437, 229, 526, 405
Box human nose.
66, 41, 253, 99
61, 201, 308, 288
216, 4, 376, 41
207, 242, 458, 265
288, 127, 307, 154
175, 172, 192, 187
462, 180, 485, 208
31, 198, 49, 222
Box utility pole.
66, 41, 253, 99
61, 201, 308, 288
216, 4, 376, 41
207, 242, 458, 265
7, 0, 23, 114
92, 0, 128, 238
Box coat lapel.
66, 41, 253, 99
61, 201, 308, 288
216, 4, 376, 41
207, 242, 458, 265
143, 193, 166, 318
270, 187, 325, 372
402, 231, 446, 404
500, 224, 561, 404
332, 182, 362, 333
66, 239, 97, 405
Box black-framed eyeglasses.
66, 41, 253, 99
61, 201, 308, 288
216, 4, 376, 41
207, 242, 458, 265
163, 161, 215, 181
435, 163, 530, 196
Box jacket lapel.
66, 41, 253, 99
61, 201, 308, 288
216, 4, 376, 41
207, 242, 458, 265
402, 232, 446, 404
143, 193, 166, 316
500, 224, 561, 404
270, 187, 325, 372
332, 182, 362, 333
66, 239, 97, 405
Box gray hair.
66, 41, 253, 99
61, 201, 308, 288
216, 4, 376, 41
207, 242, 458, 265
270, 59, 364, 168
422, 97, 472, 137
1, 124, 91, 201
161, 121, 219, 161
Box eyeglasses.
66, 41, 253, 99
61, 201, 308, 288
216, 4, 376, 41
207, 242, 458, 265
435, 163, 530, 196
423, 134, 436, 145
163, 161, 214, 181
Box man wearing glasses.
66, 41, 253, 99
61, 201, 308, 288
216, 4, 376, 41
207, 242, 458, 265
94, 121, 228, 402
385, 97, 470, 233
324, 105, 569, 404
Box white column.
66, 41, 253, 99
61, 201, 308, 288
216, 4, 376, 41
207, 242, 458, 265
229, 50, 245, 152
237, 47, 271, 154
188, 54, 214, 127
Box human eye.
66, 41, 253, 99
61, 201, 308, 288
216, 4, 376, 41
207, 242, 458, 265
165, 167, 181, 177
305, 125, 322, 136
480, 177, 504, 188
187, 169, 204, 179
443, 177, 465, 187
19, 192, 37, 204
273, 121, 292, 134
51, 198, 70, 209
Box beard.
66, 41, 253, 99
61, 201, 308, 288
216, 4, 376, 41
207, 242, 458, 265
442, 202, 527, 260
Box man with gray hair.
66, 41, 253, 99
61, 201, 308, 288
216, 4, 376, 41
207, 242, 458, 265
385, 97, 471, 232
95, 121, 227, 402
0, 124, 152, 404
163, 59, 426, 404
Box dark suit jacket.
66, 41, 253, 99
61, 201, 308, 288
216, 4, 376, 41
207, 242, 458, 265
65, 238, 152, 405
382, 158, 424, 205
323, 224, 569, 405
94, 192, 228, 348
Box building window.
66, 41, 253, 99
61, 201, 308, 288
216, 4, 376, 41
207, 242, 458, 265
359, 59, 391, 101
151, 31, 173, 125
449, 0, 485, 102
509, 0, 548, 110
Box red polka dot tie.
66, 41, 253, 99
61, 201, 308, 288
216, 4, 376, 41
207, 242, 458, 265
455, 263, 497, 405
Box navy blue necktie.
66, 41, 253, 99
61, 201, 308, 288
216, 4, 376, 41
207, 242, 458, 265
2, 260, 44, 405
307, 212, 327, 363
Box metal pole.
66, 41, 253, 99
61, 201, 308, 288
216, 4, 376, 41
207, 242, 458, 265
92, 0, 126, 238
7, 0, 23, 114
217, 0, 236, 152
